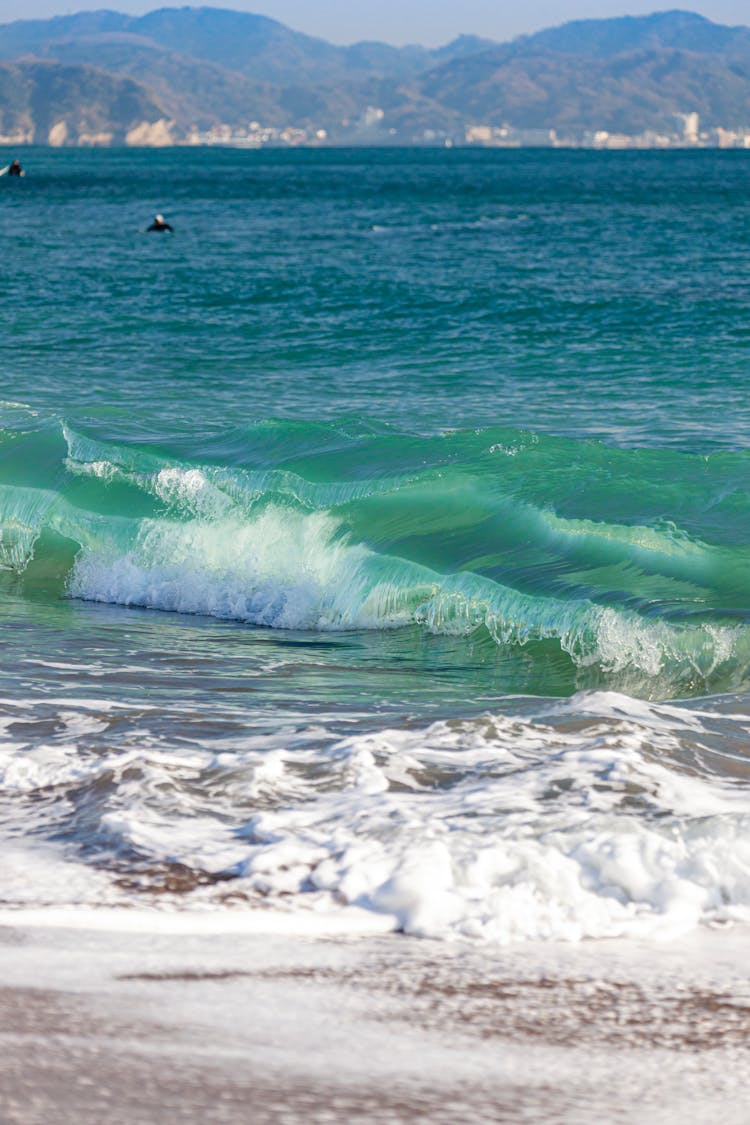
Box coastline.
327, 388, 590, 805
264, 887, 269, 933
2, 919, 750, 1123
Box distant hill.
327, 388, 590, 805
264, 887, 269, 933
416, 42, 750, 134
0, 7, 476, 84
1, 8, 750, 144
39, 36, 288, 127
518, 9, 750, 58
0, 58, 165, 143
415, 10, 750, 136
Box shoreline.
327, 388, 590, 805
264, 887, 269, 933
2, 920, 750, 1123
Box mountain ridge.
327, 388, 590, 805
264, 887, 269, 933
1, 8, 750, 145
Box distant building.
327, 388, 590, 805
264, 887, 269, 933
465, 124, 515, 146
593, 131, 633, 149
681, 112, 700, 144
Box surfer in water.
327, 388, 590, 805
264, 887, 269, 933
147, 213, 173, 232
7, 160, 23, 177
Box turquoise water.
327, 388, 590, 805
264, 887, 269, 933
2, 147, 750, 940
6, 146, 750, 443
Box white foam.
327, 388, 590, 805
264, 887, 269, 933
0, 845, 120, 906
0, 903, 396, 936
2, 694, 750, 944
228, 714, 750, 943
68, 505, 415, 630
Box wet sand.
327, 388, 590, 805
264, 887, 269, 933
1, 919, 750, 1124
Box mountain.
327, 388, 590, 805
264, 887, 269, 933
0, 7, 446, 84
1, 8, 750, 144
415, 10, 750, 135
417, 43, 750, 134
0, 58, 165, 143
518, 9, 750, 58
36, 36, 288, 127
0, 5, 499, 138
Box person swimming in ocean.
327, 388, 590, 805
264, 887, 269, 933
147, 213, 173, 232
7, 160, 22, 177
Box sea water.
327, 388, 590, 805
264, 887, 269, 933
2, 146, 750, 942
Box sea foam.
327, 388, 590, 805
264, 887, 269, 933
1, 693, 750, 942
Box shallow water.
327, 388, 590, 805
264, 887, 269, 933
2, 146, 750, 941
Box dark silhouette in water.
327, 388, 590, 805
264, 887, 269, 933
7, 160, 22, 177
148, 213, 173, 232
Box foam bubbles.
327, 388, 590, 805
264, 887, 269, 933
2, 693, 750, 943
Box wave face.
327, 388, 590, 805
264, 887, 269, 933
1, 404, 750, 700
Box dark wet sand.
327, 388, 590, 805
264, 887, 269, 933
1, 921, 750, 1124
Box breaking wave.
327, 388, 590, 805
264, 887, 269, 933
1, 404, 750, 698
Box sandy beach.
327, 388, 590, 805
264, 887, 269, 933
2, 915, 750, 1124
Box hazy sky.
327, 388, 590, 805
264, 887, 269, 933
4, 2, 750, 46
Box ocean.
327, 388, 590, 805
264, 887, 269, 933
2, 145, 750, 944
